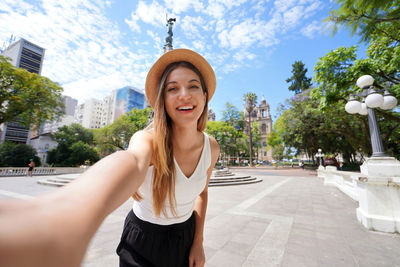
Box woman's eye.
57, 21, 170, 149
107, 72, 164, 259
190, 85, 199, 89
167, 87, 176, 92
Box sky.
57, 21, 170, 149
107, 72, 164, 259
0, 0, 366, 121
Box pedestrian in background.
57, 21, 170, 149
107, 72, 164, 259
27, 159, 35, 177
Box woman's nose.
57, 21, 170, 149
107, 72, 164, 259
178, 87, 191, 99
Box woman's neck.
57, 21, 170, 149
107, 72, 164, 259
171, 124, 202, 151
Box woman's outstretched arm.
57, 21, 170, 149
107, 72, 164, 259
0, 130, 153, 267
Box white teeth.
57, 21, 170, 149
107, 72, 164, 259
178, 106, 193, 110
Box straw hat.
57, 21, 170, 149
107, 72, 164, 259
145, 49, 216, 107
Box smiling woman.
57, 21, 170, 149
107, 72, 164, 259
0, 48, 220, 267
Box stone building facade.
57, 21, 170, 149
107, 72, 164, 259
244, 96, 273, 162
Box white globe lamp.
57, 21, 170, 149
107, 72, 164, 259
356, 75, 374, 89
365, 90, 384, 108
359, 102, 368, 115
345, 95, 361, 114
381, 90, 398, 110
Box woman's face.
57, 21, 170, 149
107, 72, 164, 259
164, 66, 206, 126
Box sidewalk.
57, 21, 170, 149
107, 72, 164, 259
0, 169, 399, 266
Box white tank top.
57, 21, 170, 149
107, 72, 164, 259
132, 132, 211, 225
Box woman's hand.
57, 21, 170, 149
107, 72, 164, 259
189, 241, 205, 267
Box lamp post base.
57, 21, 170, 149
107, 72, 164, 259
356, 157, 400, 233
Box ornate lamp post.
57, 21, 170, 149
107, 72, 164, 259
315, 148, 324, 167
344, 74, 400, 233
345, 75, 397, 157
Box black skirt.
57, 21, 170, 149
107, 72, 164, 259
116, 210, 195, 267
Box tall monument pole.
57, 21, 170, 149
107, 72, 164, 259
164, 16, 176, 53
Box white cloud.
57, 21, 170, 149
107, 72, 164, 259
125, 0, 166, 32
283, 5, 303, 29
163, 0, 203, 14
218, 18, 278, 50
300, 20, 322, 39
233, 51, 256, 62
180, 16, 206, 39
0, 0, 153, 103
204, 1, 226, 19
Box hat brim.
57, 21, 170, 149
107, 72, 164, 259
145, 49, 216, 108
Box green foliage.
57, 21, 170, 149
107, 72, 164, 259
93, 108, 152, 155
0, 142, 41, 167
251, 122, 262, 158
273, 0, 400, 162
275, 90, 370, 163
47, 123, 99, 166
243, 92, 257, 166
286, 61, 312, 94
0, 55, 64, 127
221, 102, 246, 132
206, 120, 246, 159
326, 0, 400, 43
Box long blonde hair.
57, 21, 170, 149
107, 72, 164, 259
133, 61, 208, 217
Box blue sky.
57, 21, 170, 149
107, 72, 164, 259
0, 0, 366, 121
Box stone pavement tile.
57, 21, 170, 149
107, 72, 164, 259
206, 250, 246, 267
284, 240, 320, 260
280, 252, 319, 267
204, 229, 233, 250
231, 232, 261, 246
292, 222, 315, 231
204, 245, 218, 260
240, 220, 270, 237
222, 240, 254, 257
83, 254, 118, 267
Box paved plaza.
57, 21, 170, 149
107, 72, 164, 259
0, 168, 399, 267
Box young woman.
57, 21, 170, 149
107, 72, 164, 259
0, 49, 219, 267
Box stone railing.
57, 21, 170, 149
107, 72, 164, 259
317, 166, 363, 201
0, 167, 86, 177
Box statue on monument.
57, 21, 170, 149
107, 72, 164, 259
164, 17, 176, 53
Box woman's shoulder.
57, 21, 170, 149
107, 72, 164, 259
205, 133, 220, 155
128, 130, 154, 150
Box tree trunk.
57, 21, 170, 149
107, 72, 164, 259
248, 115, 253, 167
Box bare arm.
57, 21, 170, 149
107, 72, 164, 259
0, 130, 153, 267
189, 137, 220, 267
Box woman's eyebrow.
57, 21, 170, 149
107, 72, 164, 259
166, 81, 177, 85
189, 79, 200, 83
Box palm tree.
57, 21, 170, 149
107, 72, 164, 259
243, 93, 257, 167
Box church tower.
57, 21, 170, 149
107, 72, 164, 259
256, 95, 273, 161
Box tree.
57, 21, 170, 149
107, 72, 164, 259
47, 124, 99, 166
0, 142, 41, 167
206, 121, 245, 165
313, 45, 400, 159
326, 0, 400, 43
251, 122, 262, 162
93, 108, 152, 155
275, 89, 369, 163
243, 93, 257, 166
0, 55, 64, 127
286, 61, 312, 94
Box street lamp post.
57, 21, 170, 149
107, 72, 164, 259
344, 74, 400, 233
345, 75, 398, 157
315, 148, 324, 167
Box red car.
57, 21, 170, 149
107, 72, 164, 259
323, 157, 339, 168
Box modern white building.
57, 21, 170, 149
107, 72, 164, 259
101, 94, 115, 127
75, 98, 103, 129
0, 38, 45, 144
